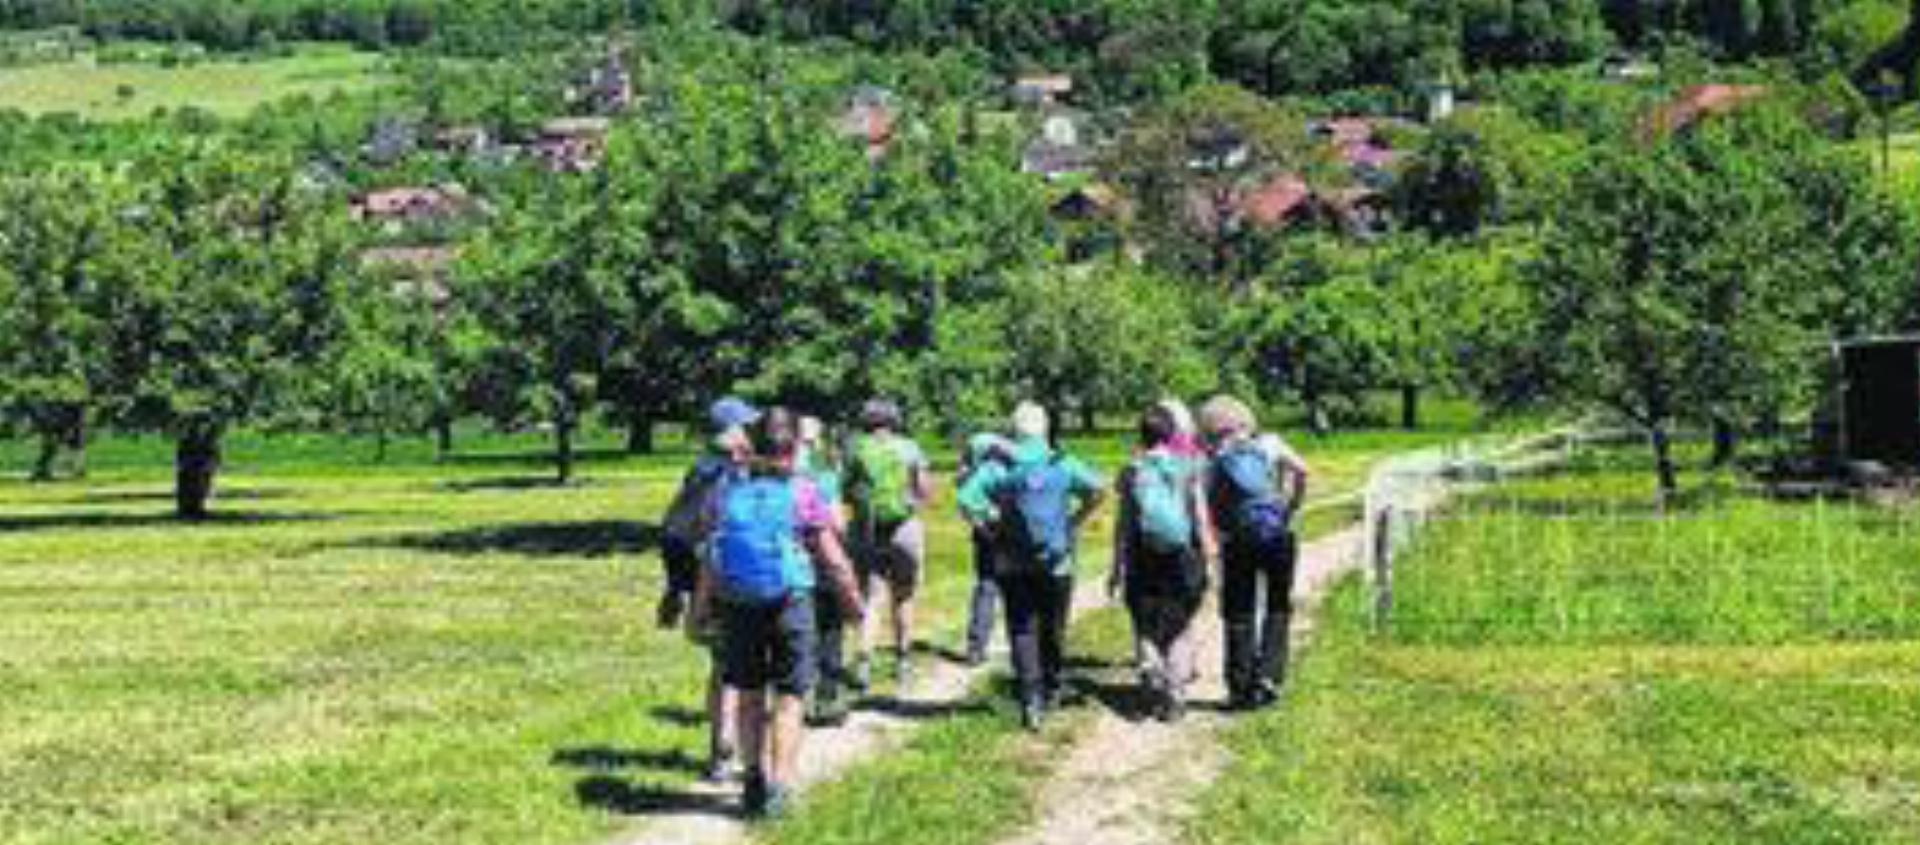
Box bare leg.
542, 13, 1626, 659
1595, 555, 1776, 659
735, 689, 767, 777
768, 693, 806, 787
707, 666, 737, 771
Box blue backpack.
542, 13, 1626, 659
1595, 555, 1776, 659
994, 457, 1075, 575
1133, 455, 1196, 555
1213, 443, 1290, 544
712, 478, 815, 604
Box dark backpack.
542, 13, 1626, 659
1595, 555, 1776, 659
1213, 443, 1290, 545
663, 456, 735, 543
711, 478, 813, 605
993, 456, 1075, 575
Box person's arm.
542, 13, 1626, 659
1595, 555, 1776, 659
686, 556, 714, 640
956, 462, 1004, 529
1109, 466, 1135, 599
1190, 470, 1220, 568
1066, 459, 1107, 530
809, 527, 866, 620
908, 441, 933, 507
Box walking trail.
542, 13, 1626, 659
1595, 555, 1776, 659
990, 526, 1365, 845
615, 583, 1112, 845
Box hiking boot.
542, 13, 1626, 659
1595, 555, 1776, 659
849, 658, 872, 694
1159, 694, 1187, 724
1252, 681, 1281, 709
1019, 698, 1046, 732
741, 770, 769, 816
893, 653, 914, 686
964, 646, 988, 667
760, 783, 793, 820
702, 748, 738, 785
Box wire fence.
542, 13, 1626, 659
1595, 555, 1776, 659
1360, 427, 1920, 644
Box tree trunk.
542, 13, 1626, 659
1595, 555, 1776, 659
1650, 424, 1679, 507
434, 416, 454, 461
64, 415, 85, 480
555, 414, 576, 485
375, 428, 390, 464
626, 414, 655, 454
1080, 404, 1097, 434
1400, 384, 1420, 431
175, 426, 222, 521
1710, 417, 1737, 468
31, 430, 58, 483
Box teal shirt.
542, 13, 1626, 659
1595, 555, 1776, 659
956, 436, 1104, 531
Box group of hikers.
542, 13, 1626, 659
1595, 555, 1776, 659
654, 394, 1309, 818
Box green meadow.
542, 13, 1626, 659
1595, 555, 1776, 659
1193, 450, 1920, 844
0, 417, 1473, 845
0, 44, 387, 121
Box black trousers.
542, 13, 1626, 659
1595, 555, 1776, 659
997, 571, 1074, 704
814, 586, 847, 701
1220, 532, 1298, 697
965, 531, 1001, 657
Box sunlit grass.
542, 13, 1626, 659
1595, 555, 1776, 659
1194, 449, 1920, 845
0, 43, 387, 121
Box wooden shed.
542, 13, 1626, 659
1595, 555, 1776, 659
1822, 336, 1920, 468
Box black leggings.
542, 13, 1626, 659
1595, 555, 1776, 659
997, 572, 1074, 704
1220, 533, 1298, 696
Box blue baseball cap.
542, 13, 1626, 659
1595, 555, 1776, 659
708, 397, 760, 433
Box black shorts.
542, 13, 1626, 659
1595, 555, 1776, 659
720, 593, 818, 696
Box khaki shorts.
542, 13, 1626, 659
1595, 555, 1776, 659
856, 516, 925, 600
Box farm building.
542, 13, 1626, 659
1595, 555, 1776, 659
1819, 336, 1920, 468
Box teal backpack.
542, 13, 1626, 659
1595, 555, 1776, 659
1132, 455, 1196, 555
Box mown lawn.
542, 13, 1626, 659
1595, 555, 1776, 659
1193, 450, 1920, 845
0, 44, 387, 121
0, 413, 1491, 845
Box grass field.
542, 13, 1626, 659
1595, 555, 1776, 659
1192, 450, 1920, 844
0, 418, 1471, 844
0, 414, 1484, 844
0, 44, 387, 121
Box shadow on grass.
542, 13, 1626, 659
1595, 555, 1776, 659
552, 746, 706, 775
645, 704, 705, 728
0, 509, 334, 534
354, 520, 660, 558
61, 487, 296, 506
435, 476, 600, 494
573, 774, 737, 818
439, 448, 634, 468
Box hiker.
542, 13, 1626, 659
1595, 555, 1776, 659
1199, 395, 1310, 710
688, 408, 864, 818
844, 399, 931, 688
1110, 404, 1218, 722
662, 397, 758, 782
797, 416, 854, 726
1159, 398, 1206, 460
959, 431, 1015, 665
958, 402, 1105, 730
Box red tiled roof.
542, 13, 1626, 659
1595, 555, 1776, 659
1641, 84, 1769, 140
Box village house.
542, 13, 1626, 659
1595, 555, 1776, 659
360, 245, 460, 309
531, 116, 613, 173
569, 47, 636, 116
837, 85, 897, 162
1022, 111, 1097, 181
349, 184, 483, 236
1639, 83, 1769, 141
1010, 74, 1074, 108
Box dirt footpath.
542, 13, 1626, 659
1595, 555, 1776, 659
989, 526, 1366, 845
615, 582, 1111, 845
